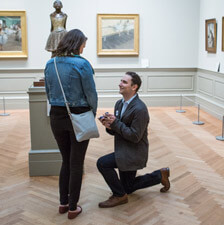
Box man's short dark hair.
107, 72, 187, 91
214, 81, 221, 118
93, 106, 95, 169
126, 71, 141, 92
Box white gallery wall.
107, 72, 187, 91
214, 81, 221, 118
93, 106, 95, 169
198, 0, 224, 72
0, 0, 223, 118
0, 0, 200, 69
196, 0, 224, 118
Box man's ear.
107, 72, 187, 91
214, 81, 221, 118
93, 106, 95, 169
131, 84, 138, 92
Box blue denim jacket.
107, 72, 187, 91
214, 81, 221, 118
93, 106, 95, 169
44, 55, 98, 115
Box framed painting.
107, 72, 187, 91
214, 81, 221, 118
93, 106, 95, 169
222, 17, 224, 51
97, 14, 139, 56
205, 18, 216, 53
0, 10, 27, 58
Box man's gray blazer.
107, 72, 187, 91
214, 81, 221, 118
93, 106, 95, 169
107, 95, 149, 171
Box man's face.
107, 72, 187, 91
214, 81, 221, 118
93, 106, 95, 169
119, 74, 136, 96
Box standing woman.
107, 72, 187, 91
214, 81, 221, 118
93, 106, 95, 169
44, 29, 98, 219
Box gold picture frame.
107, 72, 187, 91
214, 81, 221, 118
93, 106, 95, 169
0, 10, 28, 58
205, 18, 217, 53
97, 14, 139, 56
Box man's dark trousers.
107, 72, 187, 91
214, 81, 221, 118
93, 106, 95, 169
97, 153, 162, 197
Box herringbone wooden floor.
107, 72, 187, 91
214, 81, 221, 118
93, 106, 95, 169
0, 107, 224, 225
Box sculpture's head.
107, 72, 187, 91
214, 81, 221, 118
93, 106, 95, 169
53, 0, 63, 9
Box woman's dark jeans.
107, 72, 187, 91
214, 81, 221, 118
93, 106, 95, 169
50, 106, 89, 210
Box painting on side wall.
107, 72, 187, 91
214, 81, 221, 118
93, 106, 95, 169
97, 14, 139, 56
205, 18, 217, 53
0, 10, 27, 58
222, 17, 224, 51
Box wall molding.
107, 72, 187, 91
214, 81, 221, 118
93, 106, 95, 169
197, 68, 224, 77
214, 80, 224, 101
29, 149, 61, 176
0, 67, 223, 120
197, 75, 213, 97
195, 94, 224, 120
196, 69, 224, 119
0, 67, 197, 73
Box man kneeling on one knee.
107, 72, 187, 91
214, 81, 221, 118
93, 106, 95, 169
97, 71, 170, 208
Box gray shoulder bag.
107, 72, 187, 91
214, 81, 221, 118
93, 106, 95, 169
54, 57, 99, 142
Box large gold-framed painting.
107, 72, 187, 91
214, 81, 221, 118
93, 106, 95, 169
97, 14, 139, 56
0, 10, 27, 58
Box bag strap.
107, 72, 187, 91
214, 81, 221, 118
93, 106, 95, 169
53, 57, 72, 116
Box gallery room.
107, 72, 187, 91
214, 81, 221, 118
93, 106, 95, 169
0, 0, 224, 224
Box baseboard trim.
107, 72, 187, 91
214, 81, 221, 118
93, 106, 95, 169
195, 94, 224, 120
29, 149, 61, 176
2, 94, 223, 120
1, 94, 197, 109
